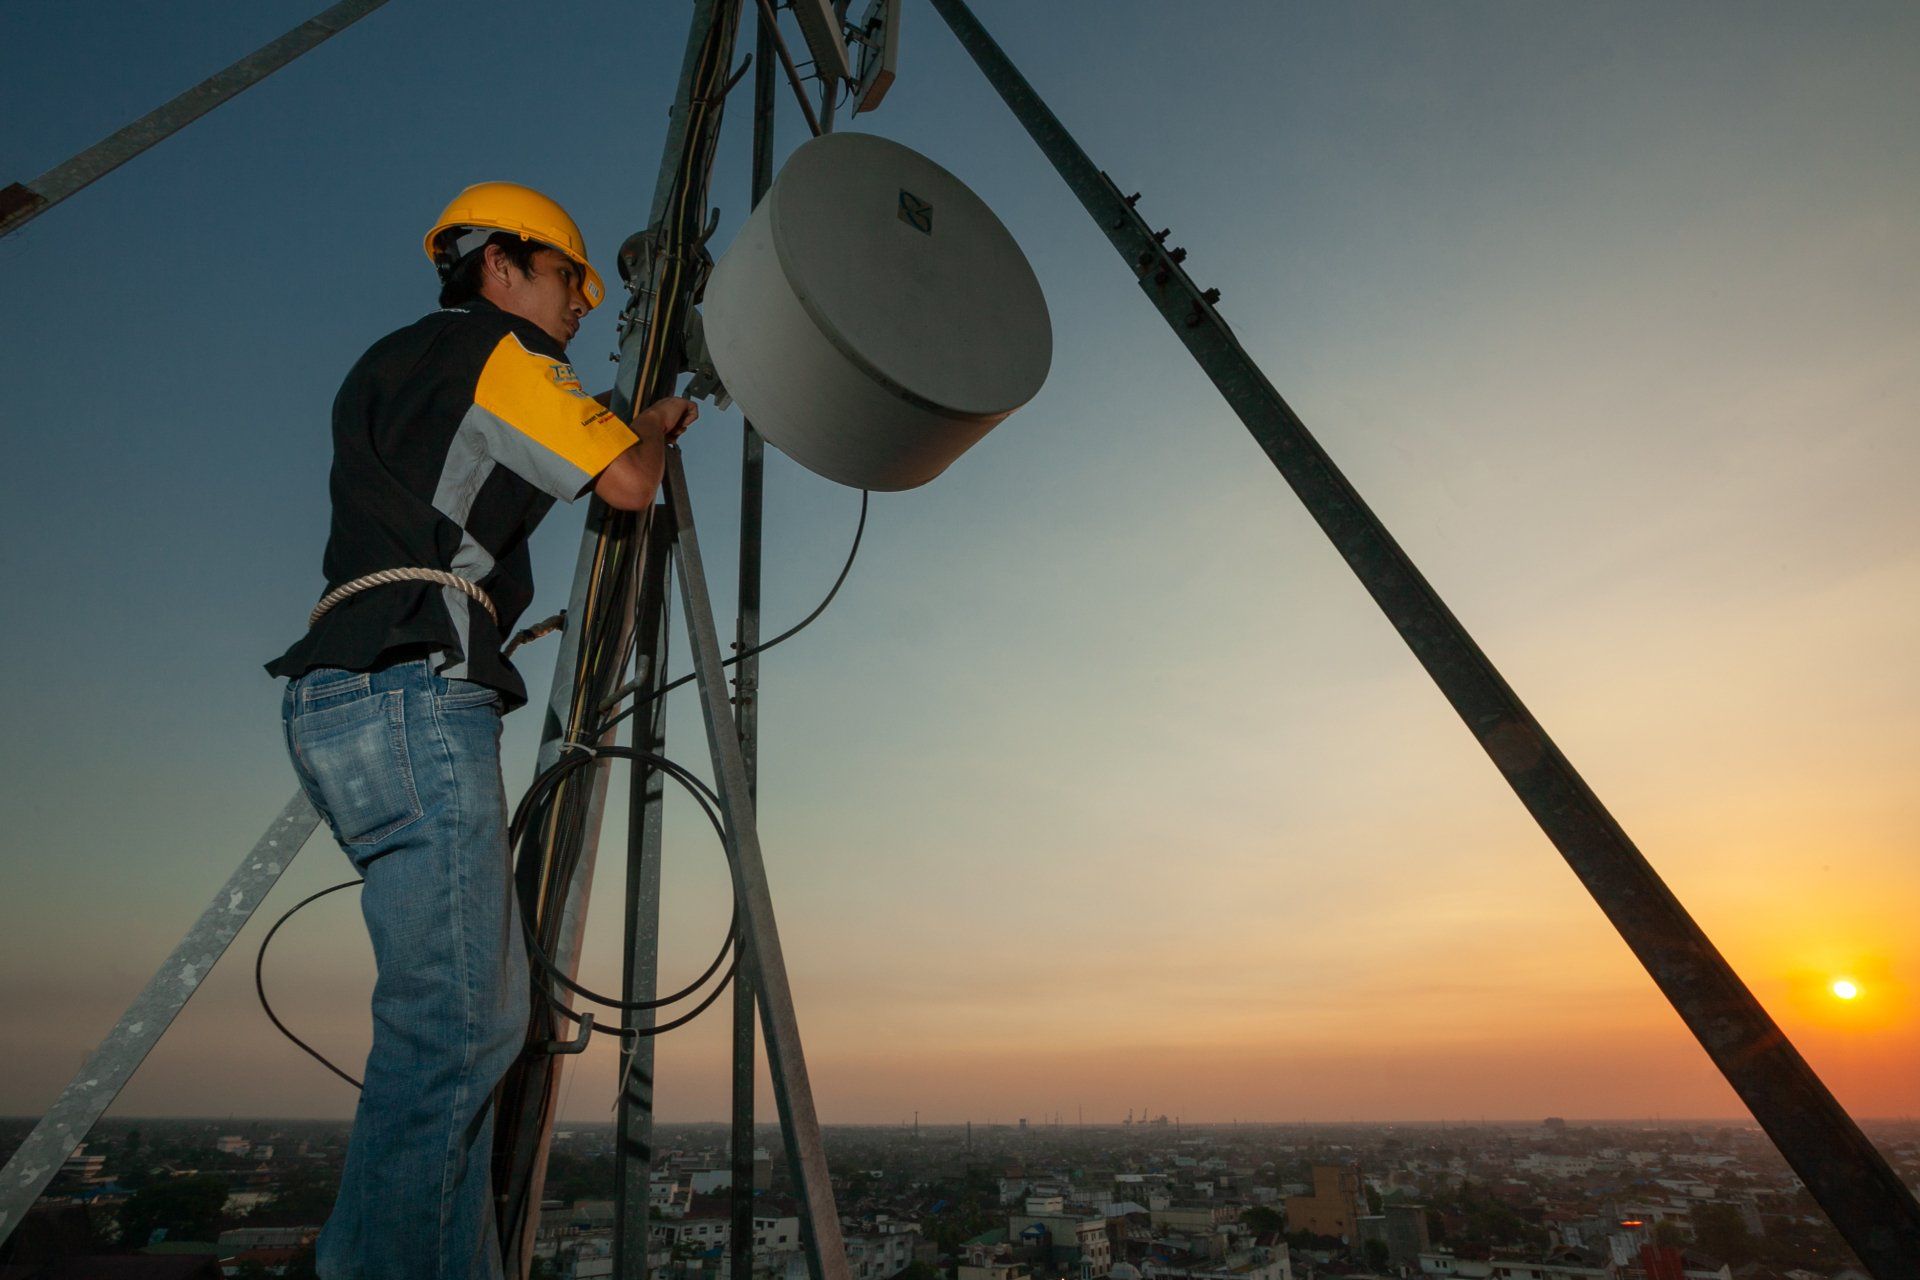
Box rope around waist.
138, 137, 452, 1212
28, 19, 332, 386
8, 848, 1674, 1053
308, 569, 499, 629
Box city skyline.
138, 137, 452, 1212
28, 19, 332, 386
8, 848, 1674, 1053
1, 1, 1916, 1128
13, 1112, 1896, 1273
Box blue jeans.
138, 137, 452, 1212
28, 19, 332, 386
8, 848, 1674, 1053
282, 659, 530, 1280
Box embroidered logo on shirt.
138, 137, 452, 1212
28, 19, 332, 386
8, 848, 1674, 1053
547, 361, 589, 398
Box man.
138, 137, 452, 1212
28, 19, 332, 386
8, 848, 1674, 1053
266, 181, 696, 1279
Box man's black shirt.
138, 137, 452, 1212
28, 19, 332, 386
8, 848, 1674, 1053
267, 299, 636, 709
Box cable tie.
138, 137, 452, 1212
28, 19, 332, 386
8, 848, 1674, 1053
613, 1026, 643, 1111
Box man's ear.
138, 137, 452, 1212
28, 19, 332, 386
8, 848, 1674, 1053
482, 242, 513, 291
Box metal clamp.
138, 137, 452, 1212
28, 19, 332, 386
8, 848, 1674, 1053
681, 309, 733, 409
539, 1011, 595, 1055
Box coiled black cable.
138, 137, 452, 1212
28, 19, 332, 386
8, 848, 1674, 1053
255, 743, 739, 1087
255, 487, 868, 1088
510, 742, 734, 1023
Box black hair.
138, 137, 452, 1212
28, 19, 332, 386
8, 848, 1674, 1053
435, 231, 544, 308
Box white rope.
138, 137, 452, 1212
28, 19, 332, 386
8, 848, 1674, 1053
308, 568, 499, 629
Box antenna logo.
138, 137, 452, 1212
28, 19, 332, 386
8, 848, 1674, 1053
897, 189, 932, 235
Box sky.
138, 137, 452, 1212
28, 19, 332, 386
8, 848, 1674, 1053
1, 1, 1917, 1130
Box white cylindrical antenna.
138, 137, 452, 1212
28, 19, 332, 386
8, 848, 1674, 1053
704, 131, 1052, 491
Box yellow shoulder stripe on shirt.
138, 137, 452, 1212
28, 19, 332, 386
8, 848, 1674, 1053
473, 332, 638, 478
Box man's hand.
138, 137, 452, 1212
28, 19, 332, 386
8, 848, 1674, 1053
635, 395, 699, 443
590, 395, 701, 511
591, 391, 700, 443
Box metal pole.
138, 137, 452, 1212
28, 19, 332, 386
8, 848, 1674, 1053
664, 450, 850, 1280
494, 3, 740, 1268
753, 0, 824, 138
816, 0, 851, 132
924, 0, 1920, 1273
0, 0, 392, 238
494, 499, 644, 1272
615, 510, 676, 1280
729, 9, 780, 1280
0, 792, 320, 1247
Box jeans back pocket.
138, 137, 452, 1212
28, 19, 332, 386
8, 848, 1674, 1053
289, 689, 424, 848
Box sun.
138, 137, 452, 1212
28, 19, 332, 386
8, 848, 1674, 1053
1831, 979, 1860, 1001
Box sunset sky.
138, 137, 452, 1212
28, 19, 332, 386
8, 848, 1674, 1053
1, 0, 1915, 1128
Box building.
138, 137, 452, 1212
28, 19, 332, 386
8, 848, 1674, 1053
1141, 1244, 1292, 1280
753, 1213, 802, 1253
654, 1216, 731, 1250
1010, 1208, 1113, 1275
688, 1151, 775, 1195
960, 1264, 1034, 1280
715, 1213, 806, 1280
218, 1190, 275, 1216
1283, 1165, 1365, 1243
651, 1174, 695, 1218
846, 1229, 919, 1280
54, 1146, 108, 1188
216, 1227, 316, 1253
1413, 1251, 1624, 1279
1389, 1203, 1433, 1267
1148, 1206, 1237, 1235
226, 1245, 307, 1274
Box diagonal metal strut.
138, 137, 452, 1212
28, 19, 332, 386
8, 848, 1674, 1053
0, 793, 321, 1247
0, 0, 393, 238
665, 449, 850, 1280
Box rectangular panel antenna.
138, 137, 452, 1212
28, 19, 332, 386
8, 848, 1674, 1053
852, 0, 900, 115
789, 0, 853, 82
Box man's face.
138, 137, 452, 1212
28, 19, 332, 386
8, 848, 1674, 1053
484, 244, 590, 348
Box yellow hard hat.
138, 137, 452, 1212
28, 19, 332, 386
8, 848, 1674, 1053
424, 181, 606, 309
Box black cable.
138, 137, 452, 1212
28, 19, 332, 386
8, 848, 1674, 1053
254, 741, 742, 1086
255, 878, 367, 1090
596, 487, 868, 738
509, 745, 735, 1018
